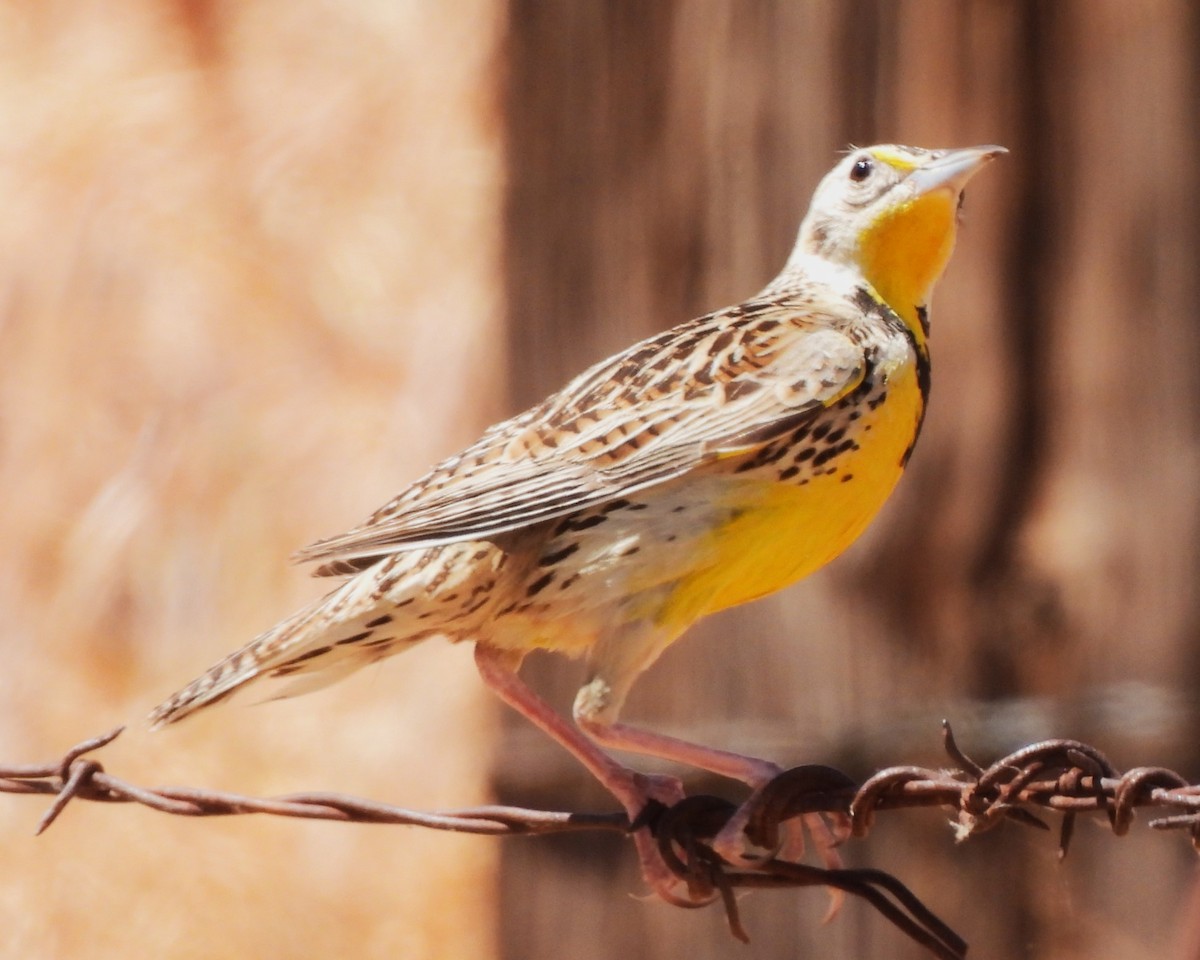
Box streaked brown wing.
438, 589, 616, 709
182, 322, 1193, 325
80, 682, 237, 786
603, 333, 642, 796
294, 300, 865, 569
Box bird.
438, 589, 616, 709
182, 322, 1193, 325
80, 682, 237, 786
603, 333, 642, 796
151, 143, 1005, 903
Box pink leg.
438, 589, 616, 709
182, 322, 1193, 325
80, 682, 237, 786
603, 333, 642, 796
578, 719, 782, 785
474, 645, 708, 906
570, 634, 782, 786
576, 710, 846, 880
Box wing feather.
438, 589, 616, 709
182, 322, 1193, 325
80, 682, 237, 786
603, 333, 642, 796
295, 298, 866, 569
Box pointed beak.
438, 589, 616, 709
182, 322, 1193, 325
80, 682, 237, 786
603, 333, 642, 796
908, 145, 1007, 196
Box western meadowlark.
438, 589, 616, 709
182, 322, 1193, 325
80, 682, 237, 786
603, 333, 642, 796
151, 143, 1004, 902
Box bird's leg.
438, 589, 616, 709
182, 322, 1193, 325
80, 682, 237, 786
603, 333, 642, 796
473, 644, 711, 906
574, 675, 848, 879
576, 705, 782, 784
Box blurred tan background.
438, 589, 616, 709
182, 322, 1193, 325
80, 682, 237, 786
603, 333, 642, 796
1, 2, 1198, 959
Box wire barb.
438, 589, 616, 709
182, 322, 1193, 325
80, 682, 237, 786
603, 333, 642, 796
4, 727, 1200, 959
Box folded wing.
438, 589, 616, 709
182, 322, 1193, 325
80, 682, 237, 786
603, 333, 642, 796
295, 299, 866, 571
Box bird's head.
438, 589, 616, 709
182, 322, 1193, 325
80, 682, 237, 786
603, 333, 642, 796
798, 144, 1006, 324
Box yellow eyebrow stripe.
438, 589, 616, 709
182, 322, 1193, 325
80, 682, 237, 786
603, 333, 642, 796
868, 146, 918, 172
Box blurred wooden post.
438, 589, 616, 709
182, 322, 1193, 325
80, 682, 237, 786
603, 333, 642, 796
498, 2, 1200, 958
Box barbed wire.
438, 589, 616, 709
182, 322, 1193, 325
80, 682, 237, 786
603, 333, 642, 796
3, 723, 1198, 959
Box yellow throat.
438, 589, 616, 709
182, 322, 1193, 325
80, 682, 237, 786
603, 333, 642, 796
851, 144, 1005, 345
858, 187, 959, 343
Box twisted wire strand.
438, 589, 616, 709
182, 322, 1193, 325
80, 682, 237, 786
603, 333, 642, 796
5, 723, 1198, 959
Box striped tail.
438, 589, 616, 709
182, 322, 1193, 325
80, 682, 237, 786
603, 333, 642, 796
148, 573, 425, 727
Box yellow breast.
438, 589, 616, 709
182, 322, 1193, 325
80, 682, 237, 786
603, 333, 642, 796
657, 357, 923, 629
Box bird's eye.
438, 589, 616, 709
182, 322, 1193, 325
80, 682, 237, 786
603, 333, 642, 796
849, 156, 873, 183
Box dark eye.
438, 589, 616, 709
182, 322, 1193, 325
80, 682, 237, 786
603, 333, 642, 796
849, 156, 873, 182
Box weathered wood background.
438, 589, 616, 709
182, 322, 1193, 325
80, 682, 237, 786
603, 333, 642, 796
1, 2, 1196, 959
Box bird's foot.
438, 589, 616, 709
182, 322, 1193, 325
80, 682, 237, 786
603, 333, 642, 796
709, 774, 852, 920
621, 771, 725, 907
705, 762, 786, 868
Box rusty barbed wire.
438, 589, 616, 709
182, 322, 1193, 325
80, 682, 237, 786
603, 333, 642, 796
3, 722, 1199, 960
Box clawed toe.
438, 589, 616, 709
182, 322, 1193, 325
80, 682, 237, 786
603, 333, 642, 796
629, 826, 719, 906
614, 769, 860, 928
710, 807, 780, 867
622, 776, 725, 906
711, 794, 849, 872
709, 798, 852, 921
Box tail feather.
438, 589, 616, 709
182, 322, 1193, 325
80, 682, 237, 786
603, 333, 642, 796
150, 539, 506, 727
148, 575, 423, 727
